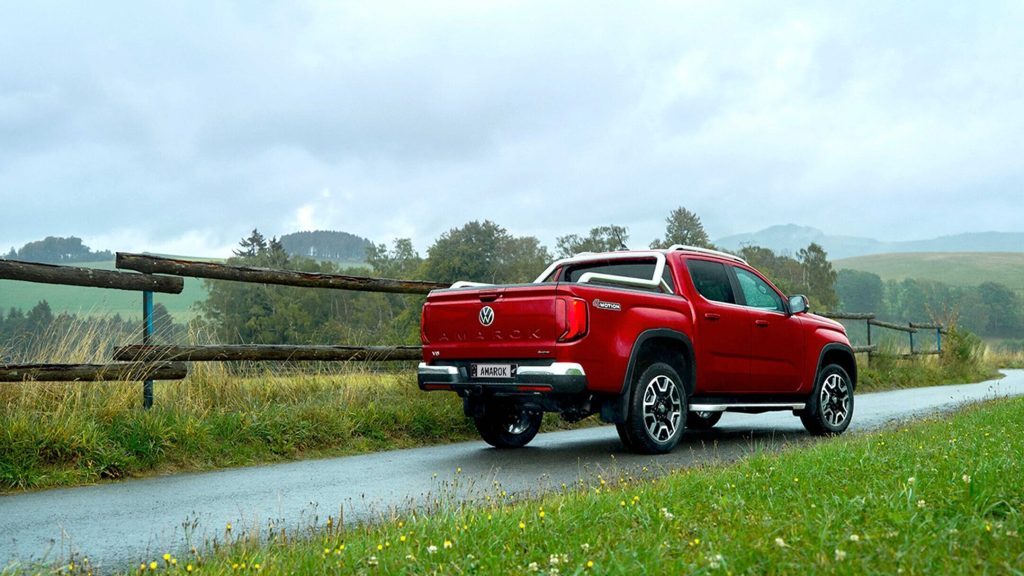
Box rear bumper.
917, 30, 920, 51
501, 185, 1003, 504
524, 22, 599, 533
417, 361, 588, 394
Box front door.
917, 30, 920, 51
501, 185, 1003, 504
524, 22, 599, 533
731, 266, 805, 393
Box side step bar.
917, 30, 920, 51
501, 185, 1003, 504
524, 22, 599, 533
689, 402, 806, 412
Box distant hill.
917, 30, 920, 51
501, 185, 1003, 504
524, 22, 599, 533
279, 230, 373, 264
715, 224, 1024, 260
4, 236, 113, 264
0, 260, 207, 321
834, 252, 1024, 294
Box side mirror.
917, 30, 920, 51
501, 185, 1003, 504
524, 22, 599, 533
789, 295, 809, 315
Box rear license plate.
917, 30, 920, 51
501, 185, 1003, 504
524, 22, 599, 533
471, 364, 517, 379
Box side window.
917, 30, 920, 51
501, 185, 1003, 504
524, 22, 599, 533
734, 267, 784, 312
686, 260, 735, 304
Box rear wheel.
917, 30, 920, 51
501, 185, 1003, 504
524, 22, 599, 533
686, 410, 723, 430
474, 401, 543, 448
616, 362, 687, 454
800, 364, 854, 436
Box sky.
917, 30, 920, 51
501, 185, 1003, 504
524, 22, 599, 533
1, 1, 1022, 258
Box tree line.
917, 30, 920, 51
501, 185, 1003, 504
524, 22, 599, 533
198, 209, 840, 346
278, 230, 373, 263
3, 236, 113, 264
7, 207, 1017, 352
837, 270, 1022, 339
0, 301, 185, 362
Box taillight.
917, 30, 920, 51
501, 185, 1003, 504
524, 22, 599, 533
420, 304, 429, 344
557, 297, 588, 342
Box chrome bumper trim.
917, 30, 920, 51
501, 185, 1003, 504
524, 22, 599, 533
417, 363, 458, 376
517, 362, 586, 377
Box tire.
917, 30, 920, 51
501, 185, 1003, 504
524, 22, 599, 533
686, 410, 723, 430
474, 401, 543, 449
616, 362, 687, 454
800, 364, 854, 436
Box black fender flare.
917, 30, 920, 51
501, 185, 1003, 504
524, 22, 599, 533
600, 328, 695, 424
814, 342, 858, 391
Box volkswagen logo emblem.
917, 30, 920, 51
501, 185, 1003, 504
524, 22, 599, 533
479, 306, 495, 326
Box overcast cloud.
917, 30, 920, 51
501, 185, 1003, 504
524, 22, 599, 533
1, 1, 1022, 257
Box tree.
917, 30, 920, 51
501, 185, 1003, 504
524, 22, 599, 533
234, 229, 268, 258
424, 221, 510, 284
738, 245, 803, 295
977, 282, 1021, 338
25, 300, 54, 332
367, 239, 424, 279
650, 207, 712, 249
555, 225, 629, 258
836, 270, 884, 313
503, 236, 552, 283
797, 243, 838, 310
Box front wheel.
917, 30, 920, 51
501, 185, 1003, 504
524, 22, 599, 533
616, 362, 687, 454
474, 402, 543, 449
800, 364, 854, 436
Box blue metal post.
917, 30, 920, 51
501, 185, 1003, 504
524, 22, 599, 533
143, 290, 154, 409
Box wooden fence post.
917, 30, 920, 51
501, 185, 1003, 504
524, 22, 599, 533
143, 290, 154, 409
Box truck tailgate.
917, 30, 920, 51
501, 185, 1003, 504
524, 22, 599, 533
421, 284, 574, 360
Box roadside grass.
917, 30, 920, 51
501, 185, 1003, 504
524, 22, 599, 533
986, 342, 1024, 370
0, 321, 590, 492
857, 327, 997, 392
0, 321, 1003, 494
83, 396, 1024, 575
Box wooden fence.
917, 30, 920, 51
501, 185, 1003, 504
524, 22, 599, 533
821, 312, 946, 359
2, 253, 947, 407
0, 254, 439, 408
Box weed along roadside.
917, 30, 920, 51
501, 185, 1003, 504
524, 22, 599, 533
63, 394, 1024, 575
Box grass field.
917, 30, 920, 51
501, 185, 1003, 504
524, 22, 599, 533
835, 252, 1024, 294
76, 395, 1024, 575
0, 260, 208, 322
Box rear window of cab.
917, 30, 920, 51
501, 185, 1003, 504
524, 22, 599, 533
553, 259, 676, 293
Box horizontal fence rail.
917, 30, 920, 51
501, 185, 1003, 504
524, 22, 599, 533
0, 259, 183, 294
114, 345, 423, 363
0, 362, 188, 382
116, 252, 447, 294
822, 312, 876, 320
867, 319, 917, 333
822, 311, 945, 360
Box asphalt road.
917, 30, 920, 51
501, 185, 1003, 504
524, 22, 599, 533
3, 370, 1023, 572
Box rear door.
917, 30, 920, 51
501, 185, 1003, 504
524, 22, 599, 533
684, 258, 750, 392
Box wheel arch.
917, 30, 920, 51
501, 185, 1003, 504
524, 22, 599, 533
600, 328, 695, 424
816, 343, 857, 390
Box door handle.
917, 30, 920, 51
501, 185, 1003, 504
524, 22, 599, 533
704, 313, 721, 321
754, 319, 770, 328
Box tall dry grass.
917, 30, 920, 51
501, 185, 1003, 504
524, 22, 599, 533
0, 318, 476, 492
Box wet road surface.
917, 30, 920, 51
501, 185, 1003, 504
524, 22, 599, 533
2, 370, 1022, 571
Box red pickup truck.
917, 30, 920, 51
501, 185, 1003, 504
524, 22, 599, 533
418, 245, 856, 454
